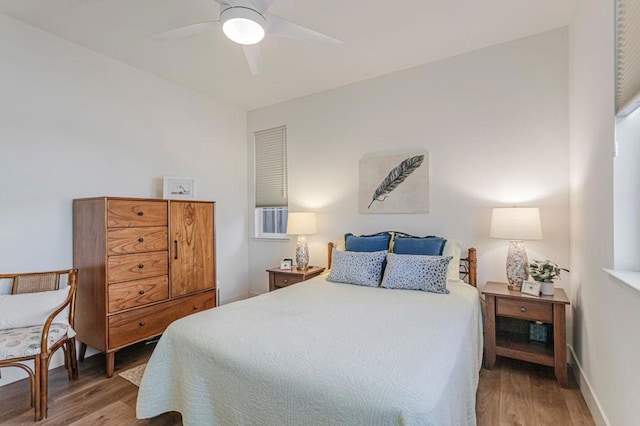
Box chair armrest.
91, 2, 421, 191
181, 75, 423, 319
39, 270, 78, 354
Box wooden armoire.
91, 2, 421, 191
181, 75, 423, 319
73, 197, 216, 377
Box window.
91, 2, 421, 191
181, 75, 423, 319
254, 125, 288, 238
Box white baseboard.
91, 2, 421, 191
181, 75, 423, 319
220, 292, 249, 305
568, 345, 610, 426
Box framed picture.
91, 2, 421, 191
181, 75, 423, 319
359, 151, 429, 214
280, 259, 293, 270
522, 281, 541, 297
163, 177, 195, 200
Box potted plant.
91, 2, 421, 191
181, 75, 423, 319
529, 260, 569, 296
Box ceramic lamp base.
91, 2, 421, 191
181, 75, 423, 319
506, 240, 529, 291
295, 235, 309, 270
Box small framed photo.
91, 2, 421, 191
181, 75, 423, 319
280, 259, 293, 270
522, 281, 541, 297
163, 177, 195, 200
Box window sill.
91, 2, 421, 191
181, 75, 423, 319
251, 237, 291, 242
603, 268, 640, 294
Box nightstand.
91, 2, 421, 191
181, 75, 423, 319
266, 266, 325, 291
482, 281, 570, 387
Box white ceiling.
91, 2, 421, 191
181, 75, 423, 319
0, 0, 576, 110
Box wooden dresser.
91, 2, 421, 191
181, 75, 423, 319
73, 197, 216, 377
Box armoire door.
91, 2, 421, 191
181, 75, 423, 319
170, 201, 215, 297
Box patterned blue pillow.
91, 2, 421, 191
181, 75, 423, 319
344, 233, 392, 252
381, 253, 452, 293
327, 249, 387, 287
393, 236, 446, 256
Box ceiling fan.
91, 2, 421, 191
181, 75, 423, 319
152, 0, 342, 76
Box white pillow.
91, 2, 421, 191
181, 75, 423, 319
443, 238, 462, 281
0, 287, 70, 330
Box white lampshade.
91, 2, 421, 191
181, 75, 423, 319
490, 207, 542, 241
286, 212, 317, 235
221, 7, 266, 45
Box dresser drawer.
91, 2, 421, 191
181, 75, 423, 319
175, 290, 216, 319
107, 226, 168, 255
273, 273, 304, 288
107, 252, 168, 284
107, 200, 167, 228
108, 275, 169, 313
497, 298, 553, 322
108, 301, 176, 349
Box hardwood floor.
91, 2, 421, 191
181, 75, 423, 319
477, 358, 594, 425
0, 343, 594, 425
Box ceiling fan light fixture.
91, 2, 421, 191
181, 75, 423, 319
221, 7, 266, 45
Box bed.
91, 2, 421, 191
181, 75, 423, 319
137, 238, 482, 425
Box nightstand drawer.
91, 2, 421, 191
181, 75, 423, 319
496, 298, 552, 322
273, 273, 304, 288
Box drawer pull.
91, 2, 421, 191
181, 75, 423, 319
139, 290, 145, 295
138, 237, 144, 243
138, 211, 144, 216
192, 306, 199, 311
138, 264, 144, 269
283, 279, 288, 283
174, 240, 178, 260
139, 322, 145, 327
520, 307, 526, 313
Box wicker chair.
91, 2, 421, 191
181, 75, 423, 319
0, 269, 79, 421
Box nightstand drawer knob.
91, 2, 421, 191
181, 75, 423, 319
138, 238, 144, 243
138, 211, 144, 216
283, 279, 288, 283
139, 290, 145, 295
520, 307, 526, 312
139, 322, 145, 327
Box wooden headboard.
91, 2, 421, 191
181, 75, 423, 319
326, 242, 478, 287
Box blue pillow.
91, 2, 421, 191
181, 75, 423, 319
393, 236, 446, 256
327, 249, 387, 287
345, 233, 391, 252
381, 253, 452, 293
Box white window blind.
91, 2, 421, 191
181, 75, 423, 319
616, 0, 640, 116
255, 125, 288, 207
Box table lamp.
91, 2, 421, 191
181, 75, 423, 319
490, 207, 543, 291
286, 212, 317, 270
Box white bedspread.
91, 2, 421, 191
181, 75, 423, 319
137, 275, 483, 425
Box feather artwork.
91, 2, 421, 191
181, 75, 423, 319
368, 155, 425, 209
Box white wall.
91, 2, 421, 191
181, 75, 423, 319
0, 13, 248, 386
247, 29, 570, 297
569, 0, 640, 424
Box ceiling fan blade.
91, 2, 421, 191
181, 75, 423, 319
242, 44, 263, 76
213, 0, 238, 7
266, 14, 342, 45
261, 0, 276, 11
151, 21, 220, 42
